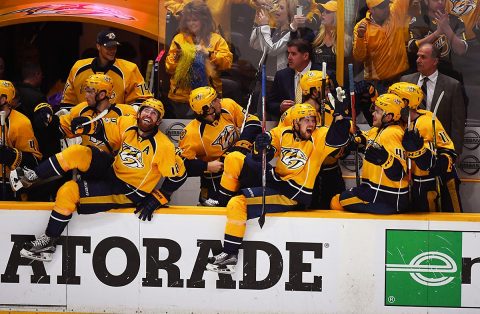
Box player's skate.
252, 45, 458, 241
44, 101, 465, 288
9, 167, 38, 191
206, 252, 238, 274
199, 197, 219, 207
20, 234, 58, 262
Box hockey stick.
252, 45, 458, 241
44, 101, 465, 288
0, 112, 6, 199
432, 91, 444, 211
258, 63, 267, 228
82, 108, 109, 126
348, 64, 360, 187
240, 46, 268, 134
407, 110, 413, 206
321, 62, 327, 126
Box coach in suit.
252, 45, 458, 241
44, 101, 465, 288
267, 39, 326, 121
401, 43, 466, 155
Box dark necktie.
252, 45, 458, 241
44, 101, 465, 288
421, 77, 429, 109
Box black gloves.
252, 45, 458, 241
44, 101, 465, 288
402, 128, 424, 155
0, 146, 19, 167
430, 153, 452, 176
71, 116, 97, 135
33, 103, 53, 128
134, 190, 168, 221
254, 133, 272, 151
365, 144, 389, 166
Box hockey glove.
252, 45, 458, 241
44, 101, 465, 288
134, 190, 169, 221
430, 153, 453, 176
254, 133, 272, 151
33, 103, 53, 128
365, 144, 392, 167
0, 146, 19, 167
402, 128, 426, 158
70, 116, 97, 136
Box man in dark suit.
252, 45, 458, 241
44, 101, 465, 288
401, 43, 466, 155
267, 39, 324, 121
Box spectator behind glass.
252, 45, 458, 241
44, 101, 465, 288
312, 0, 352, 72
408, 0, 468, 75
353, 0, 411, 93
250, 0, 307, 72
15, 62, 46, 120
165, 0, 233, 119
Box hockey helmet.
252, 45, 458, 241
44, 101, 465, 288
290, 103, 317, 121
374, 93, 404, 121
139, 98, 165, 119
0, 80, 15, 105
300, 70, 329, 95
84, 74, 114, 98
388, 82, 424, 110
189, 86, 217, 115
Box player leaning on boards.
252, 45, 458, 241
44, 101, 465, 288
177, 86, 261, 206
11, 98, 186, 262
331, 93, 409, 214
33, 74, 136, 156
389, 82, 462, 212
0, 80, 42, 200
207, 103, 351, 273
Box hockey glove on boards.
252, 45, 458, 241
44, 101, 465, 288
365, 144, 391, 167
134, 190, 169, 221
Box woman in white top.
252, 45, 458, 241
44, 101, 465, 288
249, 0, 305, 71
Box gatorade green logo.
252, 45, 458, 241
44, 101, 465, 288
385, 230, 480, 308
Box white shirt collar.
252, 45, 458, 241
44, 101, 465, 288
420, 70, 438, 84
297, 62, 312, 76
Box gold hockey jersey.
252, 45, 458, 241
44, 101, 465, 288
2, 110, 42, 171
62, 58, 152, 106
409, 109, 456, 177
361, 124, 408, 192
102, 115, 186, 194
268, 125, 342, 204
178, 98, 260, 162
59, 102, 136, 153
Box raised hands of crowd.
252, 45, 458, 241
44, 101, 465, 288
434, 9, 452, 36
255, 8, 270, 26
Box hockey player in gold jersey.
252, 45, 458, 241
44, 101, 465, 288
61, 30, 152, 107
389, 82, 462, 212
178, 86, 261, 206
278, 70, 346, 209
14, 98, 186, 262
0, 80, 42, 200
33, 74, 136, 155
207, 103, 350, 273
331, 93, 409, 214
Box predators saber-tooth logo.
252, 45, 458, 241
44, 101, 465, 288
212, 125, 238, 151
281, 147, 308, 170
449, 0, 477, 15
120, 142, 144, 168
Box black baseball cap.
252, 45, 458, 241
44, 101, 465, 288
96, 30, 120, 47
